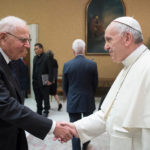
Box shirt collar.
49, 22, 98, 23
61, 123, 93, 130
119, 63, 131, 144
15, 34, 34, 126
0, 48, 11, 64
122, 44, 147, 67
77, 54, 84, 56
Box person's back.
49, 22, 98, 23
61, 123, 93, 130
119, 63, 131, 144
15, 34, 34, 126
46, 50, 62, 111
63, 55, 98, 113
52, 58, 58, 82
62, 39, 98, 150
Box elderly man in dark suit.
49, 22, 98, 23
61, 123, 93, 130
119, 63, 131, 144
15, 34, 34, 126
62, 39, 98, 150
0, 16, 73, 150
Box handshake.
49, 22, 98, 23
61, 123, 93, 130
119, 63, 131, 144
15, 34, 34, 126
53, 122, 78, 143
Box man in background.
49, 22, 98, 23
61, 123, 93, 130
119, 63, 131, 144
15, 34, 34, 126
62, 39, 98, 150
33, 43, 53, 117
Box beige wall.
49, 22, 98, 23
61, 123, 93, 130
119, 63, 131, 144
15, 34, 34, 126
0, 0, 150, 78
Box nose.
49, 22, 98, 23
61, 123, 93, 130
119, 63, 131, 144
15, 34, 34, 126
104, 42, 109, 51
24, 40, 30, 49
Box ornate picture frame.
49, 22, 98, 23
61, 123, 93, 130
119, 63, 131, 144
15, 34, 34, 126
86, 0, 125, 55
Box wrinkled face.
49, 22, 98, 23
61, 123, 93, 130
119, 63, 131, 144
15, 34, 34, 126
104, 23, 126, 63
34, 45, 43, 56
2, 25, 30, 60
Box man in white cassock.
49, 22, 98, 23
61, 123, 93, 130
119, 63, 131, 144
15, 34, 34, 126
61, 16, 150, 150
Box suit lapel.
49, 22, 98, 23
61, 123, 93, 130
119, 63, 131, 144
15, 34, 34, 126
0, 53, 23, 103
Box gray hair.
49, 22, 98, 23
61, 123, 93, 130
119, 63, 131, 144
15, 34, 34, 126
72, 39, 85, 53
112, 22, 143, 44
0, 16, 27, 33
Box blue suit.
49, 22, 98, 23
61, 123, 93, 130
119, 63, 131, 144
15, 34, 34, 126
63, 55, 98, 150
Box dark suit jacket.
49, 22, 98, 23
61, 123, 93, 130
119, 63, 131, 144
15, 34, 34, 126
32, 52, 53, 87
0, 53, 52, 150
63, 55, 98, 113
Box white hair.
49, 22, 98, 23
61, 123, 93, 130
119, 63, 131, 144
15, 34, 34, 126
0, 16, 27, 33
72, 39, 85, 53
112, 22, 143, 44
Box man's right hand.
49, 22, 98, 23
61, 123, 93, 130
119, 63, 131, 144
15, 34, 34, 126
53, 122, 79, 143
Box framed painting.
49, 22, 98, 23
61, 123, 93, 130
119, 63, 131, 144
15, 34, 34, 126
86, 0, 125, 55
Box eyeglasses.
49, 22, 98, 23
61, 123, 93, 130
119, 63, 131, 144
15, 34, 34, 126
6, 32, 32, 43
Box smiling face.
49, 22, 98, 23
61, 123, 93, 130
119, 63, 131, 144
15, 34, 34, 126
104, 23, 127, 63
0, 25, 30, 60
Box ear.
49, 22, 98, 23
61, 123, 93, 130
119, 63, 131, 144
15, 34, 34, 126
123, 32, 132, 46
0, 32, 7, 40
73, 50, 75, 56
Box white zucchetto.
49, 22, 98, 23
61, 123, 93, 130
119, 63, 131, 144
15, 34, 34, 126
113, 16, 142, 33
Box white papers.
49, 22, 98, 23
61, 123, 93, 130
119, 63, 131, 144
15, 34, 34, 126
41, 74, 48, 85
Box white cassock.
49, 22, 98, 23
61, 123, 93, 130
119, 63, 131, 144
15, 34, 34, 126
74, 44, 150, 150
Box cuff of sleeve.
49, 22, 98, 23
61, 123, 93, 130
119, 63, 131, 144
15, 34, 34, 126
49, 120, 56, 134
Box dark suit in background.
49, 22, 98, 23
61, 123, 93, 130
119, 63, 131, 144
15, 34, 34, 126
33, 52, 53, 115
63, 55, 98, 150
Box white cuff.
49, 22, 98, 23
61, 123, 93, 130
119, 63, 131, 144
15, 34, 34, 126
49, 120, 56, 134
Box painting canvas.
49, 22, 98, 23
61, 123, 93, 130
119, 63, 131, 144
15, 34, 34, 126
86, 0, 125, 54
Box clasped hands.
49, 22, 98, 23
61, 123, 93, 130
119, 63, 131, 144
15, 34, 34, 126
53, 122, 78, 143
